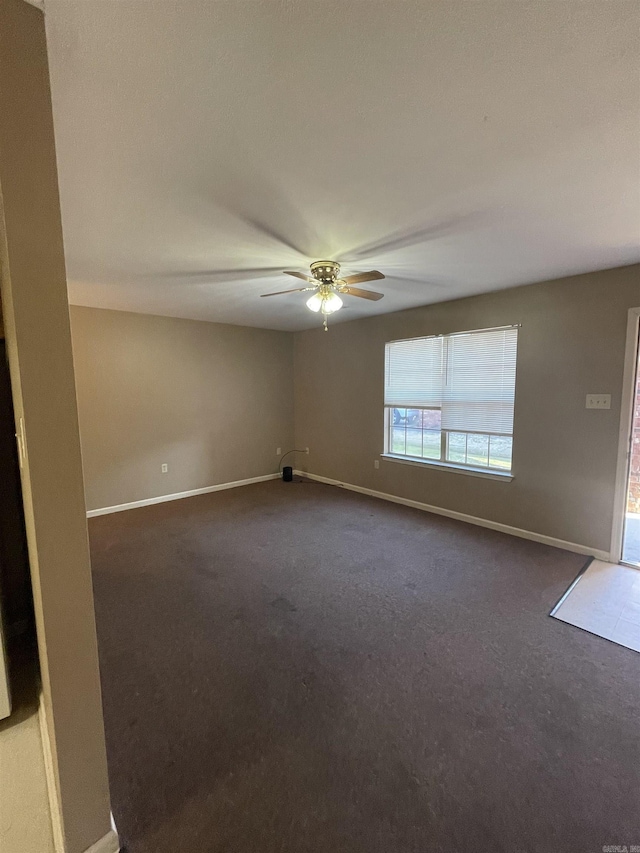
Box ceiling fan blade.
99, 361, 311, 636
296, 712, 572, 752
260, 286, 315, 298
341, 270, 385, 285
343, 286, 384, 301
284, 270, 316, 284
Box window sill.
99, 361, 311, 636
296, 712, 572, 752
380, 454, 514, 482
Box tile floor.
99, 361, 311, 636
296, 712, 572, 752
552, 559, 640, 653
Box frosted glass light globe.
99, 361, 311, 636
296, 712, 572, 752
321, 292, 343, 314
306, 293, 323, 312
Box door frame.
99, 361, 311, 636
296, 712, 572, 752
611, 306, 640, 564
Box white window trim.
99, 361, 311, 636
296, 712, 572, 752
384, 325, 518, 478
380, 453, 514, 482
382, 407, 514, 478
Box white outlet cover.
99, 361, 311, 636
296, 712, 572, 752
276, 447, 282, 456
161, 463, 168, 472
586, 394, 611, 409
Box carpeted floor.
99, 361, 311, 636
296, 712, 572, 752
89, 479, 640, 853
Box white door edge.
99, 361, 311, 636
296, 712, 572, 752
610, 306, 640, 563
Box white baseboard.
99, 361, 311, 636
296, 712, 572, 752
83, 829, 120, 853
87, 473, 281, 517
39, 700, 121, 853
37, 699, 66, 853
295, 470, 610, 561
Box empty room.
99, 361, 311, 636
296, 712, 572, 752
0, 2, 639, 853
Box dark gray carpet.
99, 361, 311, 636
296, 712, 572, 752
89, 479, 640, 853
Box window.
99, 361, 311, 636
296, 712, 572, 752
384, 326, 518, 474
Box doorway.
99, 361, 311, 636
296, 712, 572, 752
613, 307, 640, 568
621, 328, 640, 567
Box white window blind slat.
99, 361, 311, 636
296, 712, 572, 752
384, 336, 443, 408
442, 328, 518, 433
385, 327, 518, 435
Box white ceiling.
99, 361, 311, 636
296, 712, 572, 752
44, 0, 640, 331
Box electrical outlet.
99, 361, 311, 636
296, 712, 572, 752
374, 460, 380, 469
305, 447, 309, 454
276, 447, 282, 456
161, 463, 168, 473
586, 394, 611, 410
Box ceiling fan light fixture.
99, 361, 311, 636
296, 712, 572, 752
306, 292, 323, 312
306, 291, 343, 315
321, 292, 343, 314
262, 262, 385, 330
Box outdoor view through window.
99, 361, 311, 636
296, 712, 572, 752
384, 326, 518, 474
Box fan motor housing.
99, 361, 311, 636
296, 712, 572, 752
310, 260, 340, 282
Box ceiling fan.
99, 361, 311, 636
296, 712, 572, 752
260, 261, 385, 330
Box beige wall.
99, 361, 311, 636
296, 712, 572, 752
0, 2, 115, 852
294, 264, 640, 555
70, 306, 294, 511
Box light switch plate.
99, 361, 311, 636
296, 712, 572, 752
586, 394, 611, 409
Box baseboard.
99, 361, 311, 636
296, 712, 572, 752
83, 829, 120, 853
87, 473, 281, 517
38, 700, 121, 853
294, 470, 610, 561
37, 699, 66, 853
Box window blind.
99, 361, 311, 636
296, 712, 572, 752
385, 327, 518, 434
384, 336, 444, 408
